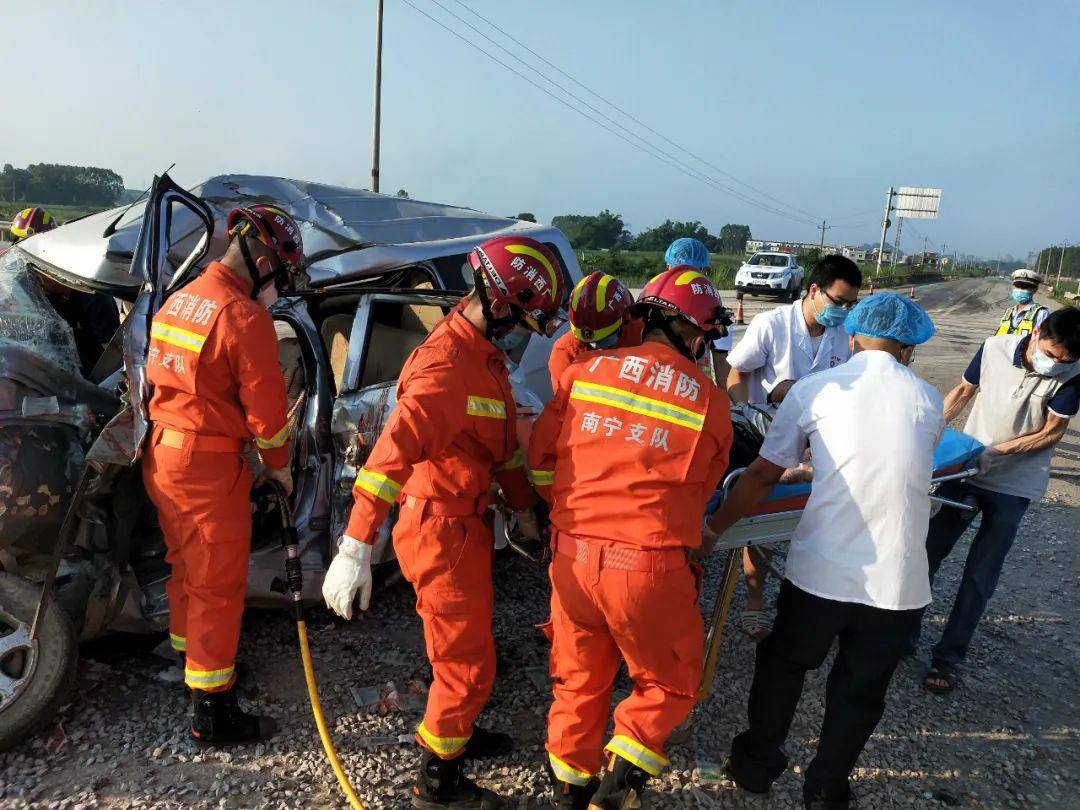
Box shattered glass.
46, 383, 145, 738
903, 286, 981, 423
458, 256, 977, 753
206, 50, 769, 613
0, 249, 81, 377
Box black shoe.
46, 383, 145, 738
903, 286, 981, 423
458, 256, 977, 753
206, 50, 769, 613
463, 725, 514, 759
722, 756, 772, 794
546, 761, 598, 809
190, 687, 277, 746
587, 754, 649, 809
411, 749, 506, 809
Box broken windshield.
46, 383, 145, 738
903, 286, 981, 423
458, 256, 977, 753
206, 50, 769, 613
0, 249, 82, 378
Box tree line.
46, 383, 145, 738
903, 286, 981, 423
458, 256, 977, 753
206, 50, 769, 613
1036, 245, 1080, 281
2, 163, 125, 207
548, 210, 751, 255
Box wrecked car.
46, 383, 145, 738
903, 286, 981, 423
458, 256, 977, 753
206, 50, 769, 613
0, 173, 581, 750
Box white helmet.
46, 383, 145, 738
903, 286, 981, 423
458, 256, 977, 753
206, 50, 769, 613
1011, 268, 1042, 286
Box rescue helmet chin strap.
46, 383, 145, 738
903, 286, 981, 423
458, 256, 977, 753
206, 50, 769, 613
473, 269, 520, 340
644, 308, 703, 363
238, 234, 282, 300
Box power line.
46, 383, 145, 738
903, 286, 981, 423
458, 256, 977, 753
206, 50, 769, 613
445, 0, 823, 224
401, 0, 821, 227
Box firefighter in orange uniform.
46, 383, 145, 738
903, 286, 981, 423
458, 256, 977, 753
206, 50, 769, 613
529, 268, 734, 809
322, 236, 567, 809
142, 204, 304, 745
547, 272, 643, 395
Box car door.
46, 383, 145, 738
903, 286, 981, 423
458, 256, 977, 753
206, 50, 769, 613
87, 173, 214, 465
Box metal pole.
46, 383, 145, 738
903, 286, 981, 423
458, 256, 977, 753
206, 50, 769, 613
875, 187, 894, 275
371, 0, 384, 194
818, 219, 829, 251
1056, 242, 1068, 287
890, 217, 904, 271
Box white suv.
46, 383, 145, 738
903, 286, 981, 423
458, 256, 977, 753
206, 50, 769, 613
735, 252, 804, 301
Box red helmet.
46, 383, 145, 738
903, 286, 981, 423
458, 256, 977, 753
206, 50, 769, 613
10, 207, 56, 240
569, 271, 633, 343
226, 204, 304, 271
634, 266, 728, 333
468, 236, 567, 336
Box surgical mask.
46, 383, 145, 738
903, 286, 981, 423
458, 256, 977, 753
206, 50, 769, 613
813, 298, 848, 329
1032, 349, 1077, 378
492, 326, 530, 353
1011, 289, 1034, 305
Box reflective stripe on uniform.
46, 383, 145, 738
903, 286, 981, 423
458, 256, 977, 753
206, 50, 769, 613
170, 633, 187, 652
185, 665, 234, 690
151, 322, 207, 353
529, 468, 554, 486
417, 721, 469, 758
466, 395, 507, 419
570, 380, 705, 431
549, 752, 594, 786
254, 422, 290, 450
498, 448, 524, 470
605, 734, 668, 776
353, 468, 403, 504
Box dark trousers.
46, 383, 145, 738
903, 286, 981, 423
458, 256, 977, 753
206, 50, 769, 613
728, 581, 920, 800
920, 482, 1031, 668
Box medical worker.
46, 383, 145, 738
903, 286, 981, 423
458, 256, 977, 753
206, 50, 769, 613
725, 254, 862, 638
143, 204, 303, 744
548, 272, 641, 394
529, 268, 733, 809
323, 236, 565, 809
995, 268, 1048, 337
706, 293, 942, 809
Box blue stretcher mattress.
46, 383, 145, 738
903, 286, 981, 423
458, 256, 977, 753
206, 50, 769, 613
708, 427, 985, 514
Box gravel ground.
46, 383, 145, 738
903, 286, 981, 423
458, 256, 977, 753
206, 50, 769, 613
1, 279, 1077, 809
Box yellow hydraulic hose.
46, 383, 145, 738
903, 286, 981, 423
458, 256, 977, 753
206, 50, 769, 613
296, 619, 366, 810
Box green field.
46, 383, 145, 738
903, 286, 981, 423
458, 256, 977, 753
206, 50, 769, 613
0, 201, 108, 225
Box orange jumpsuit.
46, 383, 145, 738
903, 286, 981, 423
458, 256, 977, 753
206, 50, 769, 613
142, 261, 290, 693
546, 318, 645, 395
345, 311, 535, 759
528, 342, 732, 784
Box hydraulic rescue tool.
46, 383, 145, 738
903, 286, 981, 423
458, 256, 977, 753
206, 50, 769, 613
261, 482, 367, 810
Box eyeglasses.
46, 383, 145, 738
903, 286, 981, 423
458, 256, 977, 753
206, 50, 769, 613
821, 289, 859, 309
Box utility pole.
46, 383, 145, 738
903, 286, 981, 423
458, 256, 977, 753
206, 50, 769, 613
370, 0, 384, 193
890, 217, 904, 271
817, 219, 831, 252
875, 186, 895, 275
1056, 241, 1068, 287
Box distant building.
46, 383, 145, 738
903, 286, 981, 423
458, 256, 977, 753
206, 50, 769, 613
745, 239, 838, 257
841, 245, 869, 263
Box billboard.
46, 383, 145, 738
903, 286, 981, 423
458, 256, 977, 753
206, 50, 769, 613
895, 187, 941, 219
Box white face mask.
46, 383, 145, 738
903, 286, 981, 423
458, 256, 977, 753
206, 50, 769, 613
1032, 348, 1077, 377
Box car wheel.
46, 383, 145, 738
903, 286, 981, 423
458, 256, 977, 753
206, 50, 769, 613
0, 572, 78, 752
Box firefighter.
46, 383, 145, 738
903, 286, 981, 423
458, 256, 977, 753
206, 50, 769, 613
142, 204, 303, 745
528, 268, 734, 809
547, 271, 642, 394
322, 235, 567, 809
996, 268, 1048, 336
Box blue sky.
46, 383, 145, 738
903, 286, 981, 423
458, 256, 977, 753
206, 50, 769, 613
3, 1, 1077, 259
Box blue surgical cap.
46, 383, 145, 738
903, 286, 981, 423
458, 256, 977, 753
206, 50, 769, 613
844, 292, 936, 345
664, 238, 710, 269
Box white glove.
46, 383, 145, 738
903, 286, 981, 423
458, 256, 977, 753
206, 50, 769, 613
322, 536, 373, 619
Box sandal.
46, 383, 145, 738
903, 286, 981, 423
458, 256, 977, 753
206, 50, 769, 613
923, 663, 958, 695
740, 609, 773, 640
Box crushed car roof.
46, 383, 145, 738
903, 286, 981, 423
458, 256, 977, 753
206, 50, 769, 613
15, 174, 570, 296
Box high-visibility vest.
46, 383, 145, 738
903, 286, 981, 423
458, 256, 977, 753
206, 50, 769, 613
995, 304, 1045, 337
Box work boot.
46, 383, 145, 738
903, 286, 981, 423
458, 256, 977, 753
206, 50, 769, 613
463, 725, 514, 759
587, 754, 649, 810
546, 762, 598, 809
411, 749, 506, 809
190, 687, 277, 746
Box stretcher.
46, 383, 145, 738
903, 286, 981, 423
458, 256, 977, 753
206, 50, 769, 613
692, 427, 985, 715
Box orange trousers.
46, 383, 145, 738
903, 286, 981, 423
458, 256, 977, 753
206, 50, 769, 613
393, 496, 496, 759
143, 428, 252, 693
545, 534, 703, 785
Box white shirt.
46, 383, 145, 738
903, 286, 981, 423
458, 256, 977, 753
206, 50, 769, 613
727, 300, 851, 404
759, 351, 945, 610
